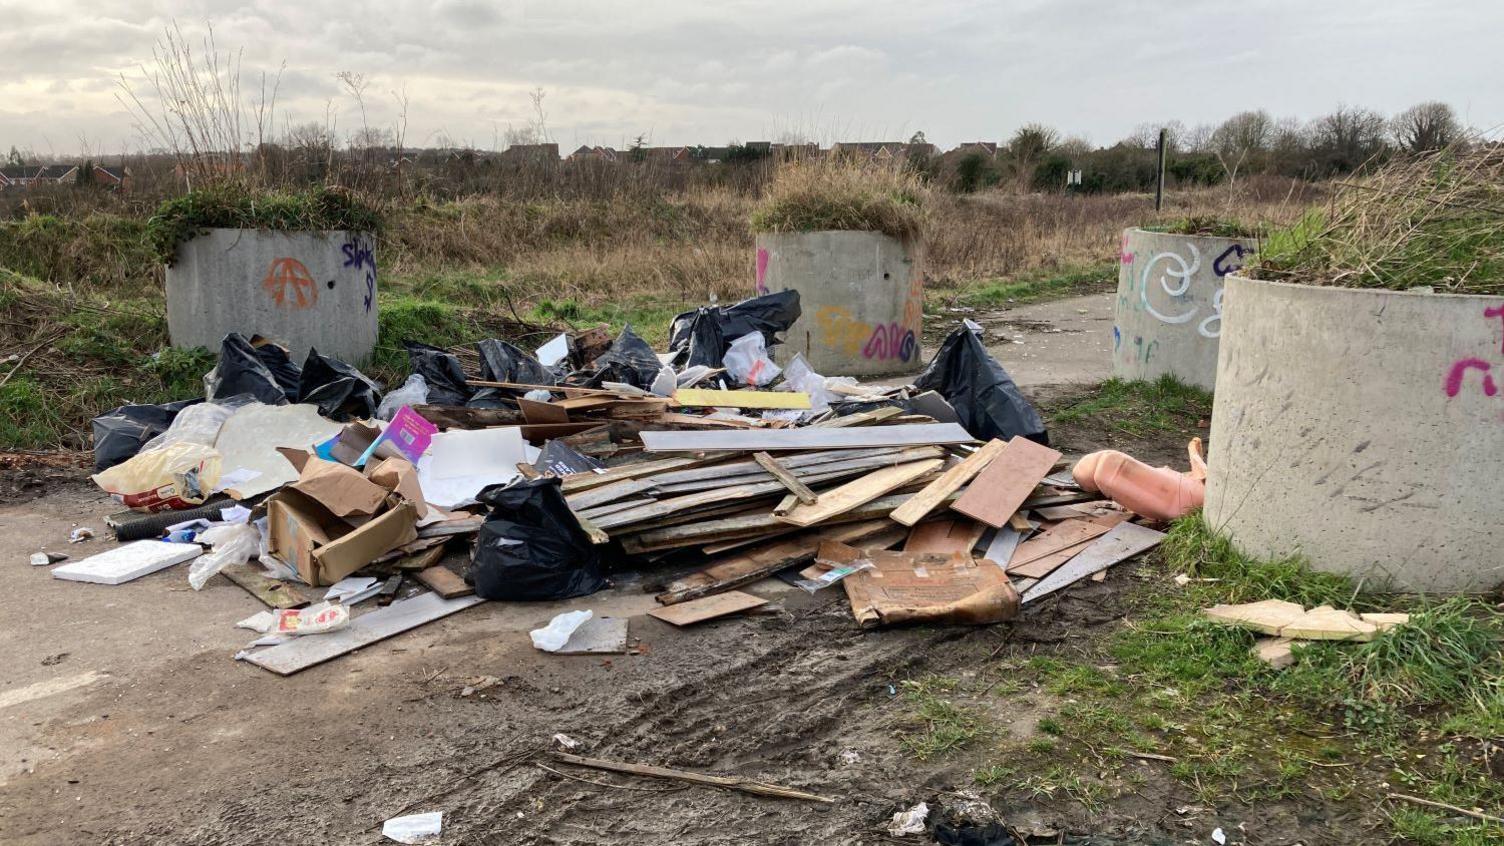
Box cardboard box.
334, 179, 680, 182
267, 488, 418, 586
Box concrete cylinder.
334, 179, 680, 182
755, 230, 923, 377
166, 228, 379, 363
1113, 228, 1258, 390
1206, 276, 1504, 593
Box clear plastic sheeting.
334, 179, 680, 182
377, 374, 429, 420
187, 522, 260, 590
530, 609, 593, 651
723, 331, 781, 387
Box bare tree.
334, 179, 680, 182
529, 87, 550, 143
336, 70, 372, 149
1211, 110, 1273, 183
1311, 105, 1388, 174
1391, 101, 1460, 152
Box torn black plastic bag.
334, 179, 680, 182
206, 333, 291, 406
297, 348, 382, 421
470, 478, 608, 602
403, 341, 473, 406
469, 339, 562, 407
583, 324, 661, 390
251, 336, 302, 402
670, 307, 726, 368
913, 322, 1048, 446
90, 398, 204, 472
667, 289, 801, 365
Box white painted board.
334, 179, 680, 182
1020, 522, 1164, 604
51, 541, 202, 585
244, 592, 484, 675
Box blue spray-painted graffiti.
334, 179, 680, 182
1212, 244, 1251, 277
342, 235, 377, 312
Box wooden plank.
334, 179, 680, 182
812, 406, 903, 427
1020, 522, 1164, 604
518, 397, 570, 425
776, 459, 942, 528
222, 563, 313, 609
393, 545, 447, 572
551, 752, 832, 804
903, 519, 987, 555
752, 452, 819, 505
576, 497, 657, 520
889, 438, 1007, 526
573, 513, 611, 545
1006, 519, 1113, 574
466, 379, 628, 397
674, 388, 811, 410
244, 594, 485, 675
560, 455, 724, 493
565, 478, 659, 510
414, 565, 473, 599
649, 447, 911, 489
982, 526, 1024, 569
656, 520, 905, 605
640, 423, 973, 453
951, 437, 1062, 528
648, 590, 767, 626
1006, 536, 1096, 579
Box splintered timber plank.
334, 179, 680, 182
639, 423, 973, 453
776, 459, 945, 528
646, 447, 908, 486
1005, 519, 1113, 575
245, 593, 485, 675
754, 452, 819, 504
951, 437, 1062, 528
222, 563, 314, 609
674, 389, 812, 409
903, 519, 988, 555
889, 438, 1008, 527
656, 520, 903, 605
1020, 522, 1165, 604
648, 590, 767, 626
414, 565, 474, 599
576, 497, 658, 520
653, 447, 940, 494
565, 478, 659, 510
811, 406, 904, 427
1005, 536, 1097, 580
559, 455, 727, 493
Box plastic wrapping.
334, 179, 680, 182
723, 331, 782, 387
91, 442, 222, 512
403, 341, 472, 406
90, 398, 203, 472
206, 333, 292, 406
470, 478, 608, 601
298, 348, 382, 421
779, 353, 835, 413
187, 522, 260, 590
377, 374, 429, 420
530, 609, 593, 651
584, 325, 661, 390
913, 323, 1048, 446
139, 399, 244, 455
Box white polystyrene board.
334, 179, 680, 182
536, 333, 569, 367
51, 541, 202, 585
215, 403, 344, 499
417, 427, 525, 508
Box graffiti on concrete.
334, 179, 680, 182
262, 257, 319, 309
342, 234, 377, 312
1119, 232, 1134, 265
1113, 326, 1157, 364
1137, 244, 1225, 339
1487, 304, 1504, 354
813, 305, 920, 363
1212, 244, 1252, 277
1442, 304, 1504, 400
862, 323, 918, 362
755, 247, 770, 295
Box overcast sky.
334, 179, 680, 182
2, 0, 1500, 157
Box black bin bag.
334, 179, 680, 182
913, 322, 1049, 446
298, 348, 382, 421
403, 341, 472, 406
667, 289, 801, 367
469, 339, 561, 408
90, 398, 203, 472
470, 478, 609, 601
207, 333, 291, 406
583, 325, 661, 390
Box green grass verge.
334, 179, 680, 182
904, 513, 1504, 842
952, 264, 1115, 308
1049, 375, 1212, 438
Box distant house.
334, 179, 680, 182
498, 143, 559, 164
91, 164, 132, 191
637, 146, 691, 163
770, 142, 821, 160
566, 145, 619, 162
951, 142, 999, 158
690, 146, 732, 163
830, 141, 934, 162
0, 164, 79, 189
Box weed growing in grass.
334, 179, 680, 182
972, 764, 1015, 786
1160, 512, 1361, 608
899, 676, 985, 760
1049, 375, 1211, 439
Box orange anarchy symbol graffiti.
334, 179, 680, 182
262, 257, 319, 309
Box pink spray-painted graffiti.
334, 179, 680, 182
1442, 304, 1504, 401
862, 322, 918, 362
1119, 232, 1134, 264
754, 247, 770, 295
1444, 358, 1498, 398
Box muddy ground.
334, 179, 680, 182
0, 297, 1277, 846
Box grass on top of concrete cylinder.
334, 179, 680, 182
1143, 214, 1266, 239
147, 182, 383, 266
1252, 145, 1504, 294
750, 155, 925, 241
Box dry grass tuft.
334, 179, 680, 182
1256, 146, 1504, 294
750, 156, 925, 240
